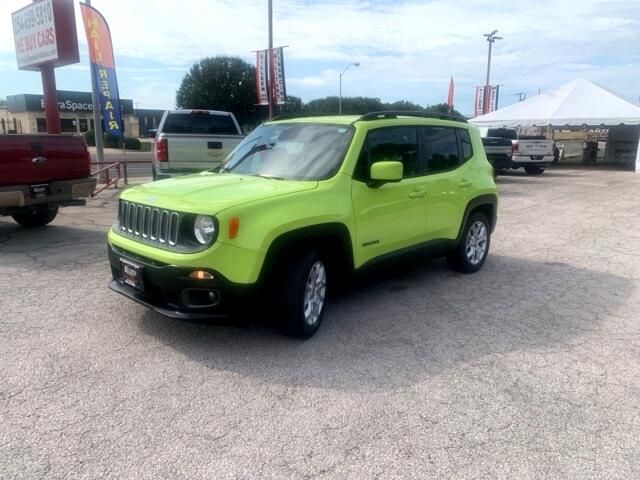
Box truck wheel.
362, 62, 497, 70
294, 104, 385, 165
11, 206, 59, 227
447, 212, 491, 273
275, 250, 328, 339
525, 166, 544, 175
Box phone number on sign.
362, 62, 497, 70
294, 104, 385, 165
12, 1, 54, 36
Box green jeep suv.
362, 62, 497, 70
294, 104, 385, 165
108, 112, 498, 338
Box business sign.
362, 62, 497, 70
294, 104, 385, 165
11, 0, 79, 71
80, 3, 123, 138
256, 50, 269, 106
271, 47, 287, 105
473, 87, 484, 117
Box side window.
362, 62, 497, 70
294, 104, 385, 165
422, 127, 460, 174
459, 128, 473, 161
355, 127, 420, 180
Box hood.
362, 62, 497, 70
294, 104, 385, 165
120, 172, 318, 213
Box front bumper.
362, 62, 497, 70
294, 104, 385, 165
108, 243, 255, 319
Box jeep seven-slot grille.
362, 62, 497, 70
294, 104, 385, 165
118, 200, 180, 247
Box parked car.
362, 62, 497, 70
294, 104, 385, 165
144, 128, 157, 138
0, 134, 96, 227
481, 136, 513, 176
479, 127, 554, 174
152, 110, 245, 180
108, 112, 498, 338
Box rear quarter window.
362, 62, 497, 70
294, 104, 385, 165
162, 113, 238, 135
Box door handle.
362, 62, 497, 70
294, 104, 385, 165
408, 191, 426, 198
458, 179, 472, 188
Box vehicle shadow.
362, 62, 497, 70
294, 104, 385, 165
136, 254, 632, 393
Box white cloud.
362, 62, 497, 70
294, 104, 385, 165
1, 0, 638, 111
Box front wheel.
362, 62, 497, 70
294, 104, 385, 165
447, 212, 491, 273
525, 166, 544, 175
11, 205, 59, 227
275, 250, 328, 339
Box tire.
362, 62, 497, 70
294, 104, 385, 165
447, 212, 491, 273
275, 250, 328, 339
525, 166, 544, 175
11, 205, 59, 227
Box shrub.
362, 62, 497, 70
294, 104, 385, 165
119, 137, 141, 150
83, 130, 96, 146
103, 133, 120, 149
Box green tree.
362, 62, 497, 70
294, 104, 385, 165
304, 96, 386, 115
0, 97, 6, 108
425, 102, 464, 118
276, 95, 303, 115
176, 56, 265, 126
385, 100, 425, 111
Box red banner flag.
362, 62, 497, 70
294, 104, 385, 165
447, 77, 454, 110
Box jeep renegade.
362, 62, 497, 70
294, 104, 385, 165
107, 112, 498, 338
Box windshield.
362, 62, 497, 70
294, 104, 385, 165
217, 123, 354, 181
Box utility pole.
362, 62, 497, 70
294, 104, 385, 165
86, 0, 104, 166
483, 30, 502, 114
268, 0, 273, 119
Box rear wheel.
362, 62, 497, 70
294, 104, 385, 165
447, 212, 491, 273
275, 250, 328, 339
11, 205, 59, 227
525, 166, 544, 175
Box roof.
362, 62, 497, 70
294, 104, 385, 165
470, 79, 640, 127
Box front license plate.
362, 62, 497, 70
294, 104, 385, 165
29, 183, 50, 199
120, 258, 144, 290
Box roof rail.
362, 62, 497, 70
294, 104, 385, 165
270, 113, 335, 121
355, 111, 468, 123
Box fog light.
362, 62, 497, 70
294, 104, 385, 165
208, 291, 219, 303
189, 270, 214, 280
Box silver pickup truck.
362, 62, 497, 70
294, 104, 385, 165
152, 110, 245, 180
479, 127, 554, 174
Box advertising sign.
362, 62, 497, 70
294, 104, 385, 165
12, 0, 57, 68
474, 87, 485, 117
271, 47, 287, 105
256, 50, 269, 106
11, 0, 79, 71
80, 3, 124, 138
474, 85, 499, 116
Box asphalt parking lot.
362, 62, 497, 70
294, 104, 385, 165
1, 167, 639, 479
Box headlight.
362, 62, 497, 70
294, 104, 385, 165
194, 215, 216, 245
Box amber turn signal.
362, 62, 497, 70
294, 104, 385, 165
189, 270, 214, 280
229, 217, 240, 239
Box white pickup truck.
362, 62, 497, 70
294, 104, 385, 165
479, 127, 554, 174
152, 110, 245, 180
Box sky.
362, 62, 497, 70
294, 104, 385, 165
1, 0, 639, 115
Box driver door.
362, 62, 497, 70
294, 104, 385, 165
351, 127, 429, 266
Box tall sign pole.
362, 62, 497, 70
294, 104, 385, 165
85, 0, 104, 164
268, 0, 274, 119
482, 30, 502, 115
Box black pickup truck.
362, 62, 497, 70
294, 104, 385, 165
482, 137, 513, 176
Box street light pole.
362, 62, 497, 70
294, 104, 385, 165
339, 62, 360, 115
483, 30, 502, 114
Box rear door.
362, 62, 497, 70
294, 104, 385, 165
421, 127, 475, 240
0, 135, 89, 186
160, 111, 243, 173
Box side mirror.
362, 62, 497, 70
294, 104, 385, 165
369, 161, 403, 188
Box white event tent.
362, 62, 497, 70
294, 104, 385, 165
470, 79, 640, 172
